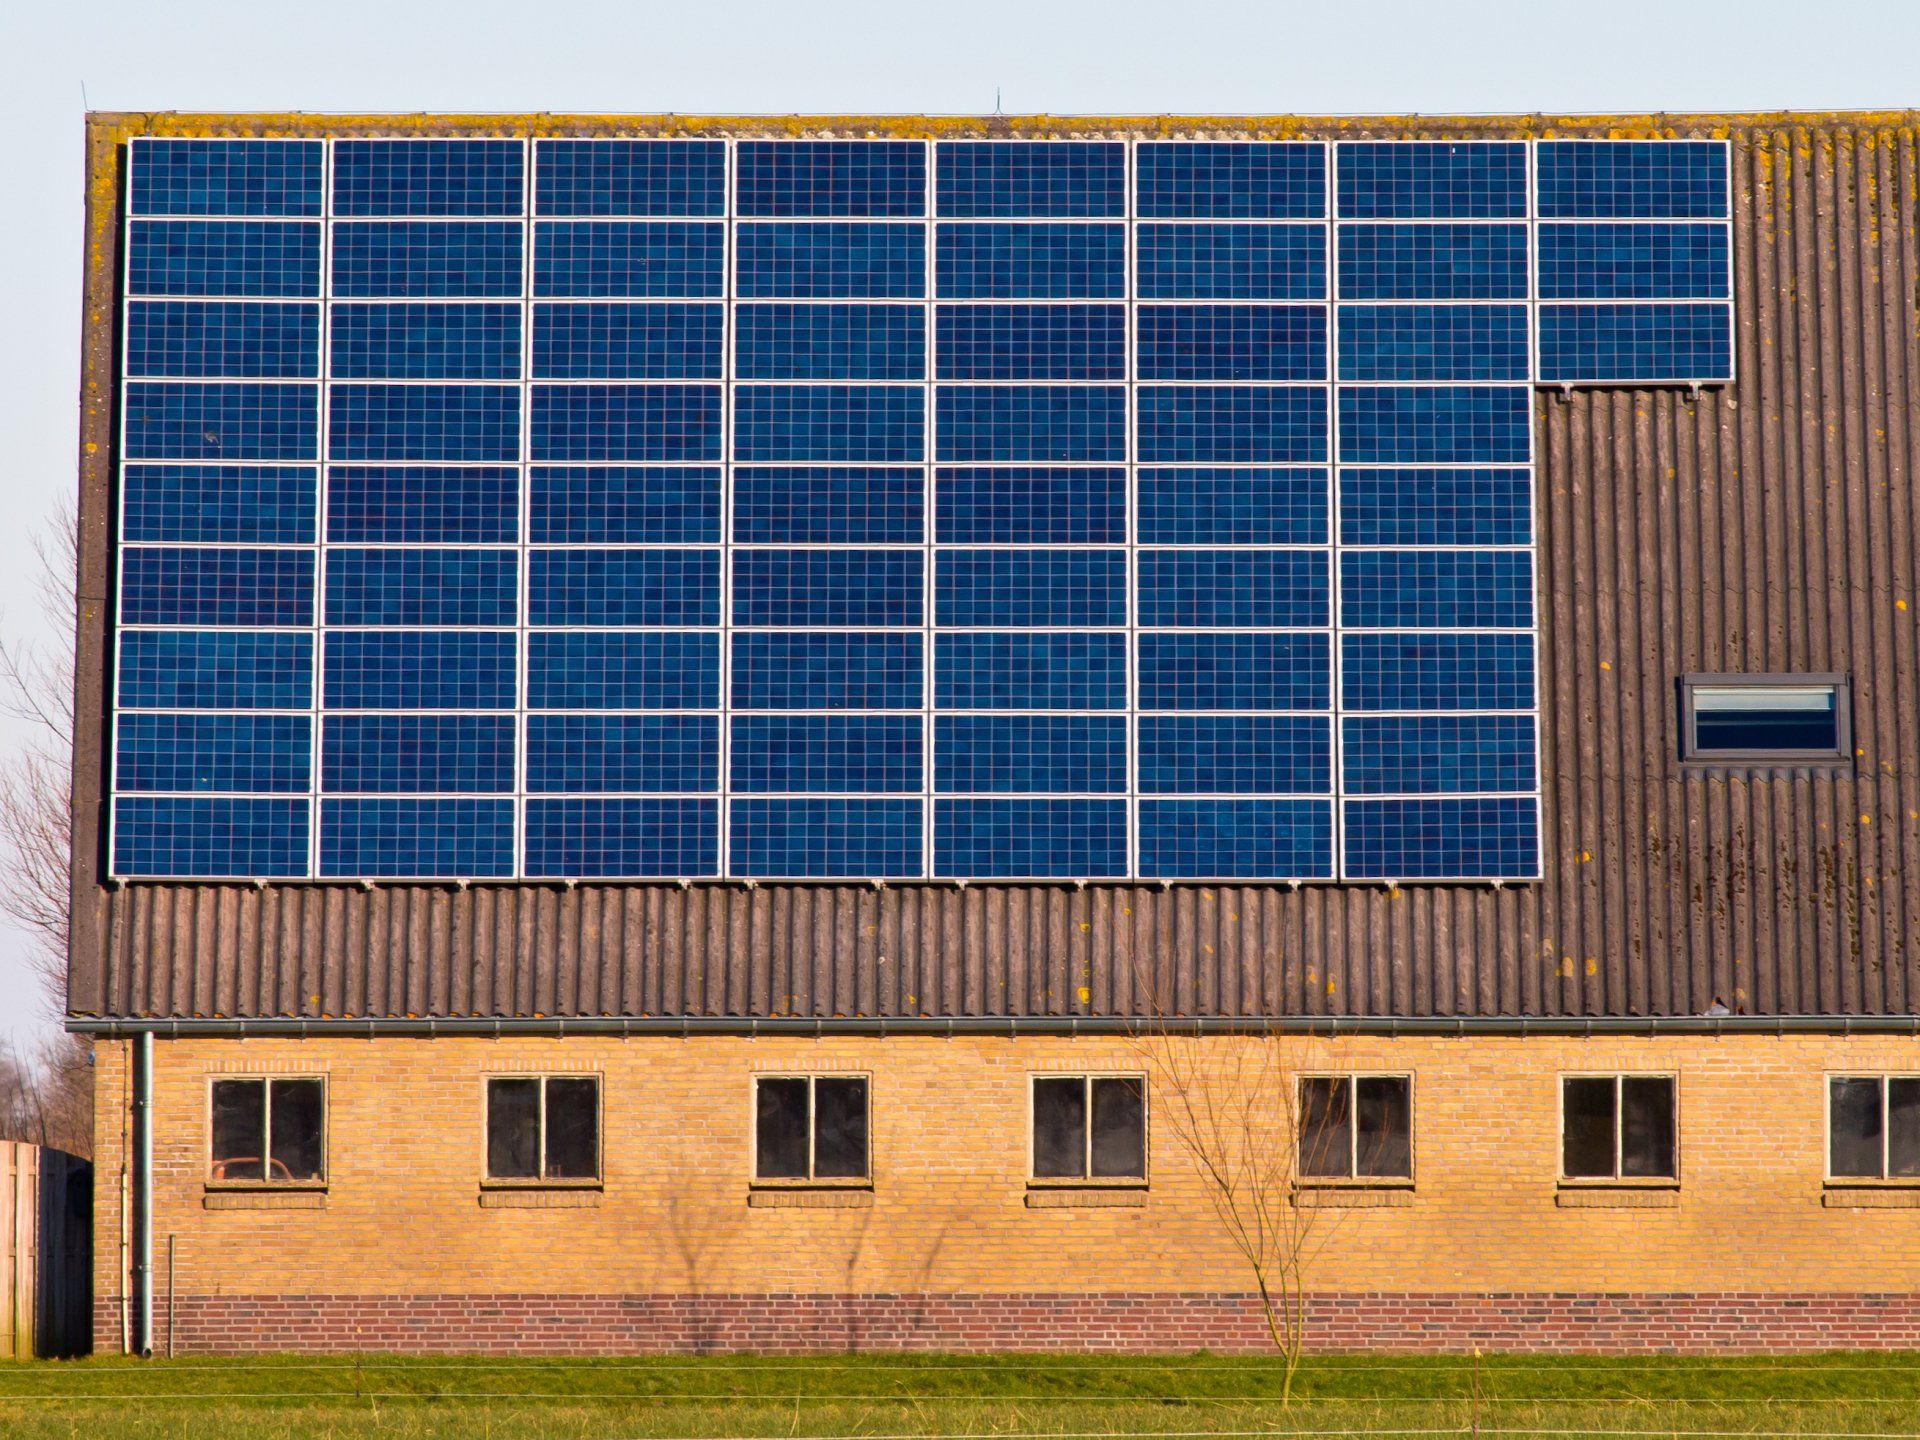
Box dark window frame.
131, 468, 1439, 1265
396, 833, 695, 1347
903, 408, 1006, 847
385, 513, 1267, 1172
751, 1073, 873, 1185
206, 1074, 328, 1188
1678, 672, 1851, 766
482, 1073, 603, 1186
1559, 1073, 1679, 1183
1826, 1074, 1920, 1183
1295, 1073, 1415, 1184
1028, 1073, 1149, 1185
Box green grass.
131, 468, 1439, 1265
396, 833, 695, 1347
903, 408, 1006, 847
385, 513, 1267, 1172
3, 1352, 1919, 1439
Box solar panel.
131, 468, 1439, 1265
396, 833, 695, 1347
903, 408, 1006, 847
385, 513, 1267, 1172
110, 134, 1734, 882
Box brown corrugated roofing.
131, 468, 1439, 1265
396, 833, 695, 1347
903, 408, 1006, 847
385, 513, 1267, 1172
67, 113, 1920, 1021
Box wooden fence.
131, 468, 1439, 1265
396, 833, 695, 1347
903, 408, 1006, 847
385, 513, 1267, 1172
1, 1142, 91, 1359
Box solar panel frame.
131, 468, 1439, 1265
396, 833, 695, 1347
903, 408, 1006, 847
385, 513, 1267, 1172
106, 133, 1733, 883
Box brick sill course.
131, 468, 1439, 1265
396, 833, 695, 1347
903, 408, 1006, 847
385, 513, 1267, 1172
1555, 1185, 1680, 1209
1025, 1187, 1147, 1208
478, 1186, 604, 1209
1294, 1185, 1414, 1208
204, 1190, 327, 1211
1823, 1186, 1920, 1209
748, 1188, 874, 1209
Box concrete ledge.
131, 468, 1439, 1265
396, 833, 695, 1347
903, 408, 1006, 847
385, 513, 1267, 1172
203, 1190, 327, 1211
1025, 1188, 1148, 1208
478, 1189, 603, 1209
748, 1188, 874, 1209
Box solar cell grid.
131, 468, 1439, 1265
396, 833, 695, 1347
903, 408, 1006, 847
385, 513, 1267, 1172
110, 134, 1732, 880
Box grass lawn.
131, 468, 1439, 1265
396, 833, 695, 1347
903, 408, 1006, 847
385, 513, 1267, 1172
2, 1352, 1918, 1439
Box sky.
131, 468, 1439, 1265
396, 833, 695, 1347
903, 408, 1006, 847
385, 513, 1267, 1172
3, 0, 1919, 1046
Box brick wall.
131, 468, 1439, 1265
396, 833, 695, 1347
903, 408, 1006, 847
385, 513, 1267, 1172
89, 1033, 1920, 1354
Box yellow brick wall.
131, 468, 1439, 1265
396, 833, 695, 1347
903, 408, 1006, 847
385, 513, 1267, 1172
89, 1032, 1920, 1308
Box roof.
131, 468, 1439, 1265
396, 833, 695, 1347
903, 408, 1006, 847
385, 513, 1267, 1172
67, 112, 1920, 1024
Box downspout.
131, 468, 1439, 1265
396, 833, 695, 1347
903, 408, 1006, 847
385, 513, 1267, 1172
132, 1031, 152, 1358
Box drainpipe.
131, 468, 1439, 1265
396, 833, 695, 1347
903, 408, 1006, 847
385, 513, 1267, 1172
132, 1031, 153, 1358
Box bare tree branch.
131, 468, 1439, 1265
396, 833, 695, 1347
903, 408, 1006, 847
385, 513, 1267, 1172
0, 501, 90, 1156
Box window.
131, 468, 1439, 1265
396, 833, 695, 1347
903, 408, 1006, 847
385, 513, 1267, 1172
485, 1076, 600, 1182
1828, 1076, 1920, 1180
1032, 1075, 1146, 1181
1680, 674, 1849, 763
1298, 1075, 1413, 1180
209, 1077, 325, 1184
754, 1076, 869, 1182
1561, 1075, 1676, 1180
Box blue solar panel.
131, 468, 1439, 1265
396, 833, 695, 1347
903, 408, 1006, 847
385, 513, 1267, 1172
936, 142, 1124, 217
1138, 468, 1327, 545
1137, 306, 1327, 382
1537, 222, 1730, 300
934, 633, 1126, 711
110, 134, 1730, 880
734, 467, 923, 544
1536, 140, 1728, 219
329, 383, 519, 462
327, 466, 519, 544
1337, 305, 1529, 382
117, 713, 312, 793
737, 304, 925, 381
318, 798, 514, 878
332, 221, 524, 298
526, 715, 720, 793
119, 631, 313, 711
113, 797, 308, 878
533, 302, 721, 380
524, 798, 719, 877
936, 224, 1124, 299
530, 467, 721, 544
534, 221, 724, 297
332, 302, 520, 380
731, 715, 922, 793
123, 465, 316, 544
1336, 142, 1527, 219
322, 714, 516, 794
324, 632, 517, 710
129, 139, 322, 217
740, 141, 926, 217
734, 632, 923, 711
1537, 302, 1733, 383
1336, 223, 1529, 301
1138, 801, 1333, 880
125, 381, 318, 461
1136, 224, 1326, 300
936, 304, 1124, 381
127, 220, 321, 298
535, 140, 726, 217
332, 139, 524, 217
738, 222, 925, 299
1136, 143, 1326, 220
933, 799, 1127, 878
127, 301, 319, 378
1137, 386, 1328, 464
934, 716, 1126, 794
732, 798, 923, 877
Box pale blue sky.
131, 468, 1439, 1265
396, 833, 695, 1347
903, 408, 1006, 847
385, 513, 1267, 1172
3, 0, 1918, 1043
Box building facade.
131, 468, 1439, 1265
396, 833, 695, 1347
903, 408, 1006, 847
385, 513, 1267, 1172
71, 111, 1920, 1355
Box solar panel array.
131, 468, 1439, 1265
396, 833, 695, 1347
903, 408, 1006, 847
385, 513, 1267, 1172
111, 135, 1732, 881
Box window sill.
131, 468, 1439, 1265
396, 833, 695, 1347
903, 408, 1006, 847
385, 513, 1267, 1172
204, 1188, 327, 1211
478, 1185, 603, 1209
1555, 1183, 1679, 1209
1025, 1185, 1148, 1209
1823, 1184, 1920, 1209
748, 1187, 874, 1210
1293, 1183, 1414, 1208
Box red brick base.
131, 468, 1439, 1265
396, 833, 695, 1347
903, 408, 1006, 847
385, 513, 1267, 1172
95, 1291, 1920, 1355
